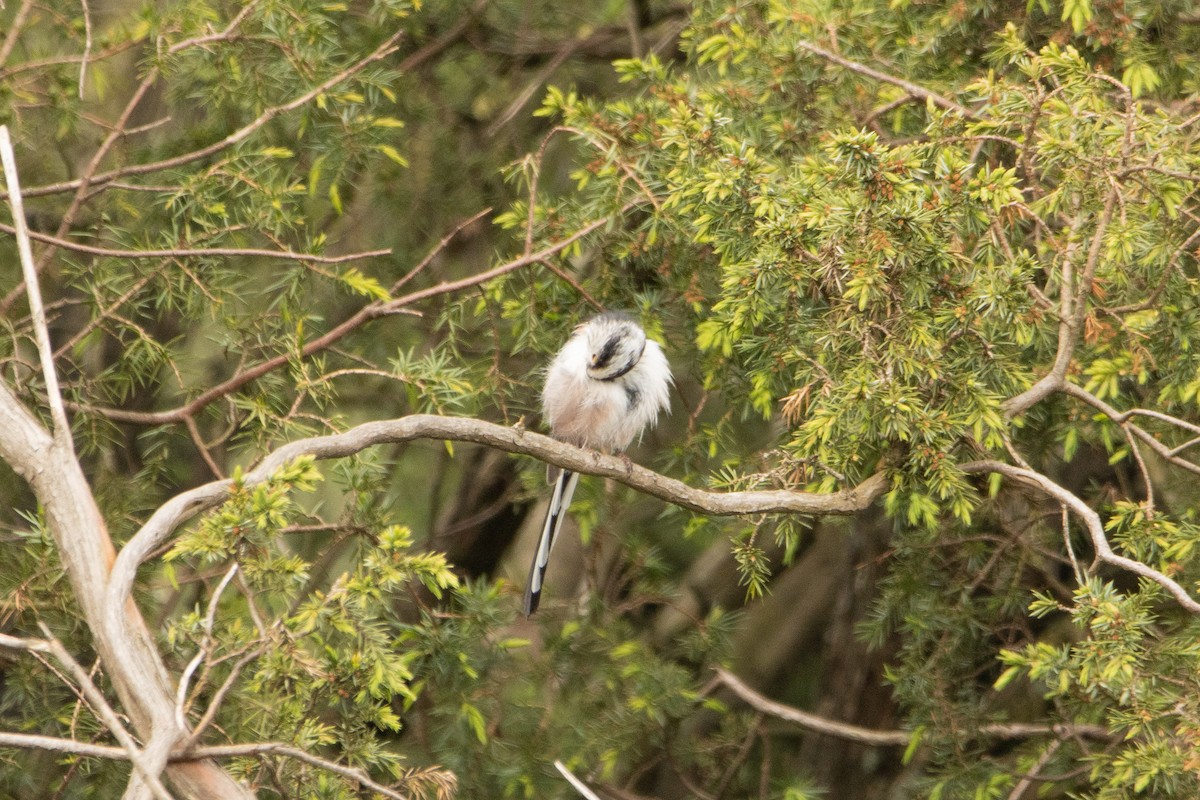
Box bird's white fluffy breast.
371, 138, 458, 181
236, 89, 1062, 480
542, 332, 671, 453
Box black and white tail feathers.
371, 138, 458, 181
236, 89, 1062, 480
523, 468, 581, 616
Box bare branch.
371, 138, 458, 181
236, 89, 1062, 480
0, 0, 35, 69
173, 742, 414, 800
959, 460, 1200, 614
0, 730, 128, 760
794, 40, 977, 119
1006, 740, 1062, 800
554, 760, 605, 800
716, 667, 908, 746
715, 668, 1111, 744
1060, 382, 1200, 478
390, 207, 493, 294
0, 125, 72, 440
108, 414, 888, 612
78, 0, 92, 98
175, 563, 239, 731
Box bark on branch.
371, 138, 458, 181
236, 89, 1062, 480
714, 667, 1112, 745
960, 460, 1200, 614
109, 414, 890, 613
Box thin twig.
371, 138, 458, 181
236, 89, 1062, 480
175, 562, 239, 731
78, 0, 93, 98
389, 207, 492, 294
960, 460, 1200, 614
0, 222, 392, 264
1005, 739, 1062, 800
173, 742, 412, 799
18, 28, 406, 201
181, 644, 268, 749
0, 0, 35, 68
794, 40, 977, 119
1061, 505, 1083, 586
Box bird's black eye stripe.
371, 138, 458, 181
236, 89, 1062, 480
593, 335, 621, 368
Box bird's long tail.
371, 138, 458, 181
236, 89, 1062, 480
523, 468, 580, 616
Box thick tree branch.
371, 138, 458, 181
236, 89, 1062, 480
108, 414, 888, 612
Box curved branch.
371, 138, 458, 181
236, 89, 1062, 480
959, 460, 1200, 614
715, 668, 1111, 745
108, 414, 888, 611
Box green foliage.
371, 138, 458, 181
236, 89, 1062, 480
4, 0, 1200, 797
493, 0, 1200, 797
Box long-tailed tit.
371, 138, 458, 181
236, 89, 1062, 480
523, 312, 672, 615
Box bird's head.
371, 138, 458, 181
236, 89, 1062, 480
582, 312, 647, 381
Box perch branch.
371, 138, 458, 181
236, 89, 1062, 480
108, 414, 889, 611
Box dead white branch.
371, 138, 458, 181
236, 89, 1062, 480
0, 125, 71, 439
714, 668, 1111, 744
960, 460, 1200, 614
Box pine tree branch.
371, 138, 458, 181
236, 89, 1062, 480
0, 222, 392, 264
793, 40, 978, 120
72, 209, 621, 425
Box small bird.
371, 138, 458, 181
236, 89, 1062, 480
523, 312, 672, 615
